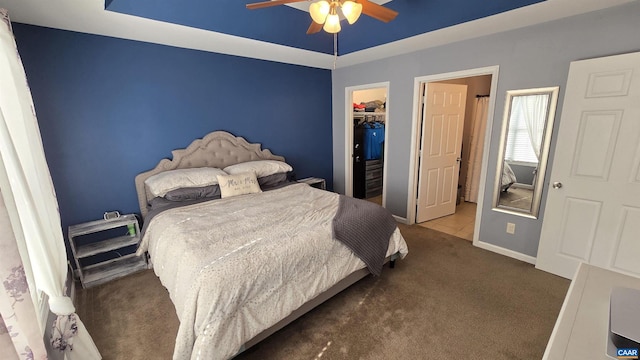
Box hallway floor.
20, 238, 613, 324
367, 195, 382, 205
417, 201, 477, 241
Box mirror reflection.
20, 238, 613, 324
494, 87, 559, 218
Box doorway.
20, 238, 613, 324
344, 82, 389, 206
408, 66, 499, 244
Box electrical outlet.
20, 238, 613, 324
506, 222, 516, 234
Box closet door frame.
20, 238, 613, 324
344, 82, 390, 206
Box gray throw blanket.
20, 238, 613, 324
332, 195, 397, 276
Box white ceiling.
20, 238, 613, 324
0, 0, 634, 69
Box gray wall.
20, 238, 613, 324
332, 2, 640, 258
509, 162, 536, 186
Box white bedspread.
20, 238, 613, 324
138, 183, 408, 360
502, 161, 518, 189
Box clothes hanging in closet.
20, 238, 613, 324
362, 122, 385, 160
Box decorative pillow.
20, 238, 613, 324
223, 160, 292, 178
164, 184, 221, 202
144, 167, 227, 198
217, 172, 262, 198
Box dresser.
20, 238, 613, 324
364, 159, 383, 198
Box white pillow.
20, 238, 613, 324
223, 160, 292, 178
217, 172, 262, 198
145, 167, 227, 198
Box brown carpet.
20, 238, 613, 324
75, 223, 569, 360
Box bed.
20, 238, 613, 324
501, 161, 517, 192
134, 131, 409, 360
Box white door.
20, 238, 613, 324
416, 82, 467, 223
536, 52, 640, 279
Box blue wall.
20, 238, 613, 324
12, 24, 333, 234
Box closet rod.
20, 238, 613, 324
476, 94, 490, 98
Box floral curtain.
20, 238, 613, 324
0, 190, 47, 360
0, 9, 100, 360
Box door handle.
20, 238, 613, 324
552, 182, 563, 189
456, 157, 462, 162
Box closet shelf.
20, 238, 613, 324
353, 112, 386, 117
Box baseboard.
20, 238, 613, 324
70, 276, 76, 305
66, 261, 78, 308
513, 183, 534, 190
474, 240, 536, 265
393, 215, 409, 224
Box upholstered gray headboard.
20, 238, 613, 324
135, 131, 285, 218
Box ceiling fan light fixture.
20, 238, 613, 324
323, 13, 341, 33
309, 0, 330, 24
247, 0, 398, 35
341, 1, 362, 25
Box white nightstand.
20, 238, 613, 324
69, 214, 147, 288
298, 177, 326, 190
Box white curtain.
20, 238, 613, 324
513, 94, 549, 160
464, 96, 489, 203
0, 9, 101, 359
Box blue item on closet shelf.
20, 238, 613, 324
363, 122, 384, 129
363, 122, 385, 160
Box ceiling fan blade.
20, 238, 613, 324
246, 0, 308, 10
307, 21, 323, 35
358, 0, 398, 23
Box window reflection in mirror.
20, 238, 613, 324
493, 87, 559, 218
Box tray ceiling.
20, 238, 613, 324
0, 0, 633, 69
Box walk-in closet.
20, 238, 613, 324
352, 88, 386, 202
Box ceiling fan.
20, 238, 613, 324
246, 0, 398, 34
